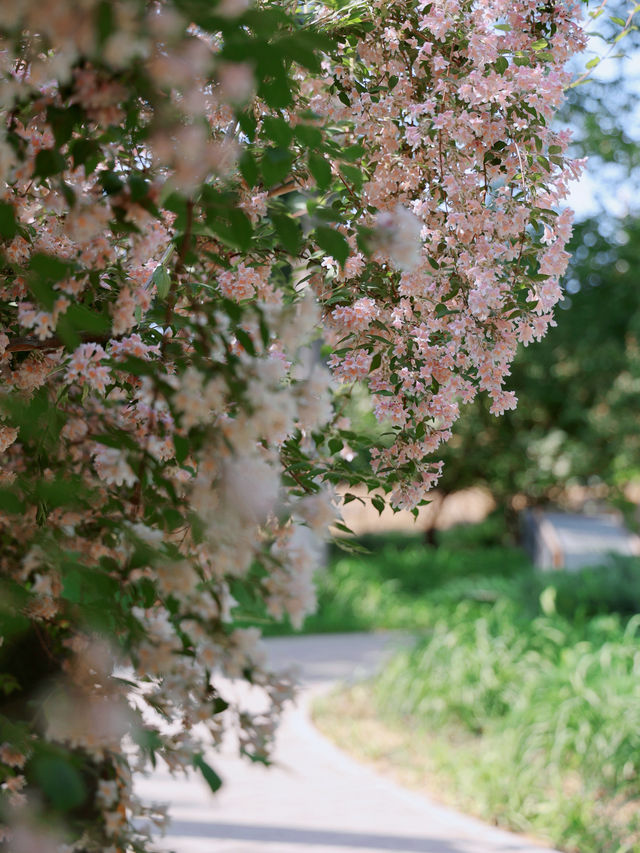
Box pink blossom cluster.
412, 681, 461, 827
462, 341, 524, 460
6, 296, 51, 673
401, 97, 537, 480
313, 0, 585, 507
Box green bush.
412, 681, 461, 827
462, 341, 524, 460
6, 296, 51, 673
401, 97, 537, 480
543, 556, 640, 620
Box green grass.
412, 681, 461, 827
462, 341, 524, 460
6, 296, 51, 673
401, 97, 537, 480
266, 515, 531, 634
303, 515, 640, 852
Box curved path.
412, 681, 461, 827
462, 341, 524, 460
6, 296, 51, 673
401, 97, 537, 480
136, 633, 559, 853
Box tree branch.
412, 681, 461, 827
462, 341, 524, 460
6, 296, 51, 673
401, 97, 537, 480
6, 332, 112, 354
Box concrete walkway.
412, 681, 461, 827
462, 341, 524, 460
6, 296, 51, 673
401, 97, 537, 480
135, 633, 559, 853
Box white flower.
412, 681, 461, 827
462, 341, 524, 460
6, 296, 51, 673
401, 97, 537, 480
155, 560, 200, 598
297, 364, 333, 430
93, 446, 137, 487
296, 488, 339, 534
215, 0, 250, 17
220, 454, 280, 524
0, 425, 18, 453
278, 290, 321, 352
246, 383, 296, 444
97, 779, 119, 808
375, 204, 423, 271
127, 522, 164, 546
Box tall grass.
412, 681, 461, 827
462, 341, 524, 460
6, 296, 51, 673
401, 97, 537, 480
304, 516, 640, 852
372, 599, 640, 851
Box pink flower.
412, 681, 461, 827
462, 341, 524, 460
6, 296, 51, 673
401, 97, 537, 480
66, 343, 111, 395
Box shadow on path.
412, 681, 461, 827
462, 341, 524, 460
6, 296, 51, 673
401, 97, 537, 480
166, 820, 529, 852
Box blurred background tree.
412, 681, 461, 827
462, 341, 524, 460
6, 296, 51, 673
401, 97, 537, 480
437, 216, 640, 517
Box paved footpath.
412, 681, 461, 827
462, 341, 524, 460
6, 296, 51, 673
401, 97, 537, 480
136, 633, 559, 853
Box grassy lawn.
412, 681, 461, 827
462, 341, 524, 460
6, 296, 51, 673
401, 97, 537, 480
301, 517, 640, 853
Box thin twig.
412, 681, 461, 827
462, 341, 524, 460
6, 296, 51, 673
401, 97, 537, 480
569, 1, 640, 89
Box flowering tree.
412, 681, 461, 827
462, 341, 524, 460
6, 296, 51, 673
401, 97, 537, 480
0, 0, 586, 849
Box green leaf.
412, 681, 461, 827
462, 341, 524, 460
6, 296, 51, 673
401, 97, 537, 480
30, 252, 72, 281
333, 520, 356, 536
585, 56, 601, 70
96, 0, 116, 44
308, 152, 332, 190
0, 489, 24, 514
613, 28, 634, 44
239, 151, 259, 187
272, 213, 302, 254
340, 144, 364, 162
212, 696, 229, 714
540, 585, 557, 616
109, 356, 157, 378
228, 208, 254, 251
35, 477, 87, 509
65, 303, 111, 334
314, 226, 349, 266
27, 276, 57, 311
46, 105, 83, 147
62, 567, 119, 604
238, 110, 257, 141
209, 208, 253, 251
341, 163, 363, 191
34, 149, 66, 179
531, 38, 548, 50
235, 327, 256, 354
173, 434, 189, 464
193, 754, 222, 794
261, 147, 294, 186
262, 116, 293, 147
32, 753, 87, 812
494, 56, 508, 75
258, 66, 293, 110
99, 170, 124, 195
133, 728, 164, 767
0, 674, 20, 696
294, 124, 323, 148
0, 201, 17, 239
371, 494, 385, 515
276, 31, 334, 72
129, 175, 150, 202
153, 266, 172, 300
56, 314, 82, 350
69, 138, 100, 173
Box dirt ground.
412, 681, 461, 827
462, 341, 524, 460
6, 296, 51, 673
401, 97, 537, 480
337, 485, 496, 536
